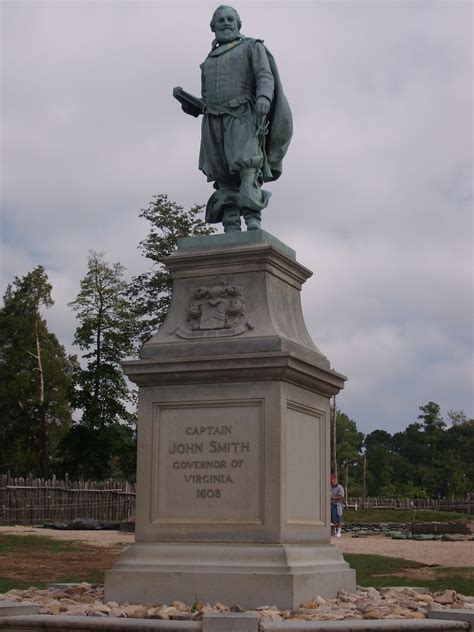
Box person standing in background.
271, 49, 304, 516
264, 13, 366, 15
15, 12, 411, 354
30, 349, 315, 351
330, 473, 345, 537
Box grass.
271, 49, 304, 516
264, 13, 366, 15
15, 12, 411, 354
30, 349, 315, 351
0, 534, 111, 593
344, 508, 473, 523
0, 534, 72, 555
0, 577, 48, 592
344, 553, 425, 575
345, 553, 474, 596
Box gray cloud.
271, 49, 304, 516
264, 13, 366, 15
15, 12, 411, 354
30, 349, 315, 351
1, 0, 472, 434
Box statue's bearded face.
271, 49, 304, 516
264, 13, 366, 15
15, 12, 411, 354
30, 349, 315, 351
213, 7, 240, 43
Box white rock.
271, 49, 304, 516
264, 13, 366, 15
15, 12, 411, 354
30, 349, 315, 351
434, 590, 457, 605
258, 610, 283, 622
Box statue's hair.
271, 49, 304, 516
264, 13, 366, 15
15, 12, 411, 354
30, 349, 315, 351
210, 5, 242, 32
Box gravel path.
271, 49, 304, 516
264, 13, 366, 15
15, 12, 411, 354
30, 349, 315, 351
1, 527, 472, 566
332, 534, 474, 567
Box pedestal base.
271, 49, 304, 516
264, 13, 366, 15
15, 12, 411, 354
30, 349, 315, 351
107, 232, 355, 607
105, 542, 356, 609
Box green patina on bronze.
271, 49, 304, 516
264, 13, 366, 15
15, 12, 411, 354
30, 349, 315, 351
173, 5, 292, 233
177, 230, 296, 260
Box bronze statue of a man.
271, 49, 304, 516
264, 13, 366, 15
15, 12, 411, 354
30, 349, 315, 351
174, 5, 292, 233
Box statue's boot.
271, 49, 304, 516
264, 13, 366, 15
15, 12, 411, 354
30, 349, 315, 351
238, 168, 271, 211
205, 180, 239, 226
243, 208, 262, 231
222, 206, 241, 232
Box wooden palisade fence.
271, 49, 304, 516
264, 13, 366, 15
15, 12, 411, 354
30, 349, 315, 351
347, 496, 473, 513
0, 475, 136, 526
0, 476, 471, 526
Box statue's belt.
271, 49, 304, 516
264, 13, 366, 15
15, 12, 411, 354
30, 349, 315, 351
203, 94, 254, 116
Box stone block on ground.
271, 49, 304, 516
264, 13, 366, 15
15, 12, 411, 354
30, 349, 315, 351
203, 612, 259, 632
429, 608, 474, 628
260, 620, 469, 631
0, 601, 40, 616
0, 614, 202, 630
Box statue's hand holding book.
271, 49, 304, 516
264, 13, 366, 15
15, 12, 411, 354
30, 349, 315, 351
173, 87, 204, 118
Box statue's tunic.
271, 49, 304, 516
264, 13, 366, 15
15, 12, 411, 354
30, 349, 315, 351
199, 38, 274, 184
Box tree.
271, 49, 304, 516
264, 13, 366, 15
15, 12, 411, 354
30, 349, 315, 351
417, 401, 446, 495
128, 194, 215, 347
439, 418, 474, 496
60, 251, 137, 479
364, 429, 398, 496
331, 411, 364, 495
390, 402, 471, 498
447, 409, 468, 426
418, 401, 446, 434
0, 266, 74, 477
392, 422, 430, 496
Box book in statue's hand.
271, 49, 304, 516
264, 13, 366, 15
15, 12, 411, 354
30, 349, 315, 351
173, 86, 204, 118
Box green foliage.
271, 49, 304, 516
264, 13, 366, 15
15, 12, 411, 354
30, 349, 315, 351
330, 401, 473, 498
332, 410, 364, 495
69, 251, 136, 427
361, 404, 474, 498
441, 420, 474, 496
418, 401, 446, 433
365, 430, 396, 496
447, 409, 468, 426
128, 194, 215, 347
58, 251, 137, 480
0, 266, 75, 477
336, 412, 364, 464
56, 422, 136, 480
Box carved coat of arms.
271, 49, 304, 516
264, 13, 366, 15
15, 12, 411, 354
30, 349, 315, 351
174, 278, 252, 339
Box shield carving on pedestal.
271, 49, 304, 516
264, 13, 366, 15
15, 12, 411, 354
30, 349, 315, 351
199, 300, 227, 329
173, 277, 253, 339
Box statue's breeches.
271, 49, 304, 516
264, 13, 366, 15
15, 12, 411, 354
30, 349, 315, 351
199, 104, 263, 183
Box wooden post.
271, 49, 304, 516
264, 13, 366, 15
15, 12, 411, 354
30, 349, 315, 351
344, 462, 349, 500
331, 395, 337, 479
362, 454, 367, 508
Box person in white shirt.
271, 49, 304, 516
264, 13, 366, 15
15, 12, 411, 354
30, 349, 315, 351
330, 473, 345, 537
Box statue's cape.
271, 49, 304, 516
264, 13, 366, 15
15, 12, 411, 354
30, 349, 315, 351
258, 40, 293, 182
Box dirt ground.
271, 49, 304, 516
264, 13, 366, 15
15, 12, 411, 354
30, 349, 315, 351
1, 526, 473, 570
0, 527, 125, 583
0, 526, 134, 547
1, 545, 122, 584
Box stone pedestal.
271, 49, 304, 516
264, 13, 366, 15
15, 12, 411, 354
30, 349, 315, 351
105, 231, 355, 608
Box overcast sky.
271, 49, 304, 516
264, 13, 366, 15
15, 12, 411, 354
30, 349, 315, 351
1, 0, 472, 435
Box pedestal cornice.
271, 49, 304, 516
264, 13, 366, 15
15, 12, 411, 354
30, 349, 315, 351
123, 349, 345, 396
165, 242, 312, 290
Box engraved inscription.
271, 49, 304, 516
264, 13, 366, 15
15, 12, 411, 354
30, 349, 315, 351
152, 402, 263, 523
174, 278, 253, 339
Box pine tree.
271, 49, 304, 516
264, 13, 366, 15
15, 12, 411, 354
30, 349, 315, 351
0, 266, 74, 477
61, 251, 137, 479
417, 401, 446, 495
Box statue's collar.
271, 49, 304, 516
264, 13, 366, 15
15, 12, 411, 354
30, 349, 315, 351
209, 35, 246, 57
